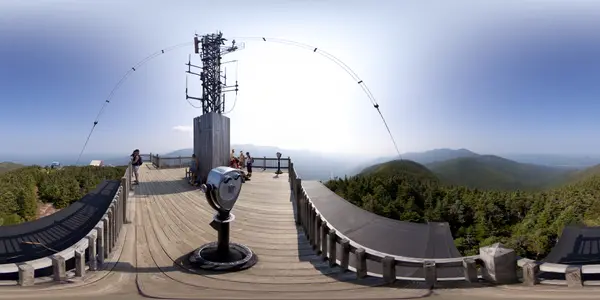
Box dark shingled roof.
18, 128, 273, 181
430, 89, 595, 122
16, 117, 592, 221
544, 225, 600, 265
302, 181, 463, 278
0, 180, 120, 264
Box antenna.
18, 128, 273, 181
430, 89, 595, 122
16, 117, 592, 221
186, 32, 240, 115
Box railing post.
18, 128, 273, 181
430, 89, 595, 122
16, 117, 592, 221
96, 224, 105, 266
340, 239, 350, 271
355, 248, 367, 279
295, 178, 302, 225
263, 156, 266, 170
566, 266, 583, 288
300, 191, 306, 227
309, 206, 316, 246
121, 177, 128, 223
74, 248, 86, 277
320, 222, 328, 260
51, 254, 66, 282
108, 205, 115, 251
315, 217, 322, 253
128, 164, 133, 191
289, 162, 294, 187
463, 257, 478, 283
179, 156, 182, 167
115, 193, 121, 233
382, 256, 396, 284
424, 260, 437, 289
327, 229, 337, 267
102, 216, 109, 259
157, 154, 161, 168
18, 263, 34, 286
87, 231, 98, 271
304, 197, 310, 232
522, 261, 539, 286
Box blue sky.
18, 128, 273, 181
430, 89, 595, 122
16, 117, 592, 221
1, 0, 600, 159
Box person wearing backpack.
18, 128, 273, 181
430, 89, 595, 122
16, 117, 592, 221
131, 149, 142, 184
245, 152, 254, 177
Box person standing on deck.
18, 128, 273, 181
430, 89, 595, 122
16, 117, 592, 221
245, 152, 253, 177
238, 150, 246, 169
189, 154, 200, 185
230, 149, 237, 168
131, 149, 142, 185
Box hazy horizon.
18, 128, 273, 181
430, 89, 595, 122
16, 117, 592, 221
4, 145, 600, 167
2, 1, 600, 157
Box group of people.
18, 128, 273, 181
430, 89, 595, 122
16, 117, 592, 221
230, 149, 254, 175
187, 149, 254, 185
128, 149, 255, 187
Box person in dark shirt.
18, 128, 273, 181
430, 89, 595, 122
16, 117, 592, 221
245, 152, 253, 177
130, 149, 142, 184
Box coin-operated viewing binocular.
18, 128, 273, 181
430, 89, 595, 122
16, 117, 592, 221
201, 166, 243, 219
195, 167, 247, 261
275, 152, 283, 175
191, 166, 257, 271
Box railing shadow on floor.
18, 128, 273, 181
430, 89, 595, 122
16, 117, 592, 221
133, 179, 199, 196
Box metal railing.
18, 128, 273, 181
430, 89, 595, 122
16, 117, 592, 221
146, 153, 290, 172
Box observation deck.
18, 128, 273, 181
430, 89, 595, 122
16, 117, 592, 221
0, 155, 599, 299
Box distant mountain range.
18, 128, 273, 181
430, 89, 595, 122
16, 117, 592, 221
126, 147, 600, 183
3, 146, 600, 183
349, 148, 480, 175
359, 152, 600, 191
426, 155, 576, 191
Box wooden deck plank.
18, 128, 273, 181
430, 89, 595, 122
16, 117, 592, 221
129, 167, 427, 297
138, 170, 372, 282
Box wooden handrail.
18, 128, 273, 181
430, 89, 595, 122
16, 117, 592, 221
0, 164, 132, 286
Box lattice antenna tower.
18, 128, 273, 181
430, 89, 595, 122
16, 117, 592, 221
186, 32, 241, 114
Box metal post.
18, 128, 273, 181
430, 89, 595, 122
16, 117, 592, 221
275, 152, 283, 174
216, 211, 231, 258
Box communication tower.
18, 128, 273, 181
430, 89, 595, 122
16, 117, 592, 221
186, 32, 241, 114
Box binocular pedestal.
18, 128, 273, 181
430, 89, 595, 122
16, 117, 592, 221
189, 211, 257, 271
188, 166, 258, 272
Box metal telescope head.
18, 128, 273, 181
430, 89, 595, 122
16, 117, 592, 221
276, 152, 282, 159
200, 167, 243, 214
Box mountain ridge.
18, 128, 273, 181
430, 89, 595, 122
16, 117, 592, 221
426, 155, 575, 191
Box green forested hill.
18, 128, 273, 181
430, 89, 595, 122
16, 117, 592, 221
0, 165, 126, 226
562, 164, 600, 185
360, 159, 439, 183
0, 162, 25, 174
326, 159, 600, 259
427, 155, 573, 191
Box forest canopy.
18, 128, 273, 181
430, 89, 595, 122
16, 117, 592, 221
0, 165, 126, 226
324, 159, 600, 259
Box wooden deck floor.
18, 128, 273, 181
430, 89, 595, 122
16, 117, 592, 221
2, 165, 600, 299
